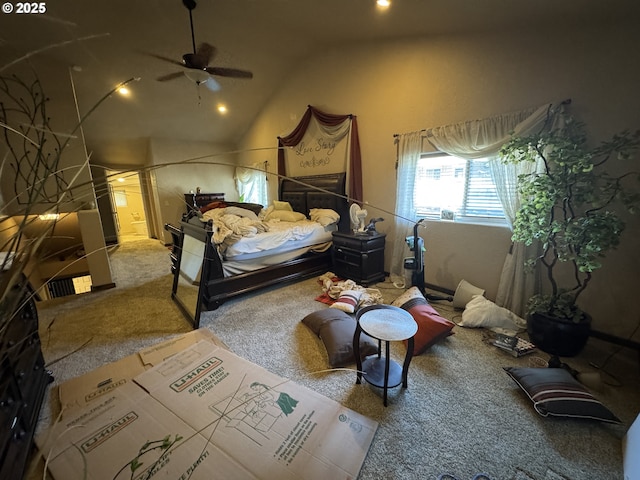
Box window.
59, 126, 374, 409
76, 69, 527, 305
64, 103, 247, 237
114, 189, 128, 207
235, 165, 268, 207
414, 153, 505, 224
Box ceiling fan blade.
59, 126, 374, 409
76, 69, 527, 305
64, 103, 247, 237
146, 52, 185, 68
205, 66, 253, 79
196, 43, 215, 63
156, 71, 185, 82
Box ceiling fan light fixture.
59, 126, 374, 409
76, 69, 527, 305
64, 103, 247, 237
149, 1, 253, 90
184, 69, 210, 85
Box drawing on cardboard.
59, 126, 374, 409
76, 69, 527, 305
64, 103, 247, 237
210, 381, 298, 444
113, 433, 184, 480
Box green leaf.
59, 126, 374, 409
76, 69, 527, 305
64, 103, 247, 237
130, 458, 143, 473
502, 115, 640, 310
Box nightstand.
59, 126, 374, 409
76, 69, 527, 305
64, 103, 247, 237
331, 231, 386, 286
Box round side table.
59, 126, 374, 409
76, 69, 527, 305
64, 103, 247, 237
354, 304, 418, 406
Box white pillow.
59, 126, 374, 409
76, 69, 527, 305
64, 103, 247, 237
273, 200, 293, 211
265, 210, 307, 222
459, 295, 526, 335
309, 208, 340, 227
224, 206, 259, 220
260, 205, 274, 219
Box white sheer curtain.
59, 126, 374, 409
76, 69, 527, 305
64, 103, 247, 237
489, 158, 541, 316
389, 131, 423, 287
234, 162, 268, 206
394, 103, 560, 315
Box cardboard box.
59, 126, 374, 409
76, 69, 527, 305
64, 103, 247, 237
135, 340, 378, 479
40, 337, 378, 479
57, 329, 228, 416
40, 382, 221, 479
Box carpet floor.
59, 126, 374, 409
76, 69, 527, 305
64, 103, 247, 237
29, 238, 640, 480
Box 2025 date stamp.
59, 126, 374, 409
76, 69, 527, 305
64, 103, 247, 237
2, 2, 47, 14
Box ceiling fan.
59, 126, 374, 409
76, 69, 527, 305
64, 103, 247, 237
149, 0, 253, 91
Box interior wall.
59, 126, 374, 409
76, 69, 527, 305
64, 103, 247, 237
239, 22, 640, 338
148, 138, 238, 243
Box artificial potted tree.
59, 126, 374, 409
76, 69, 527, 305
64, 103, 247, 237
499, 113, 640, 359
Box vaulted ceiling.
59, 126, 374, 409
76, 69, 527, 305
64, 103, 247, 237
1, 0, 638, 166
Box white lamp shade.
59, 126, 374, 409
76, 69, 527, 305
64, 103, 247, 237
452, 279, 485, 309
184, 70, 210, 84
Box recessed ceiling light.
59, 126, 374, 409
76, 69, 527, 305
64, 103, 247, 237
117, 86, 130, 96
377, 0, 391, 8
217, 104, 228, 114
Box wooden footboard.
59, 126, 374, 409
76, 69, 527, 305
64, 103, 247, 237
201, 249, 331, 310
165, 219, 331, 326
165, 172, 348, 327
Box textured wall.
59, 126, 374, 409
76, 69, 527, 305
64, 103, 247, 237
239, 22, 640, 338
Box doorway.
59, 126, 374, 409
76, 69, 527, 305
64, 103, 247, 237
107, 170, 149, 243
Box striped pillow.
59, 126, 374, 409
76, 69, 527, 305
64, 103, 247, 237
503, 367, 621, 424
330, 290, 362, 314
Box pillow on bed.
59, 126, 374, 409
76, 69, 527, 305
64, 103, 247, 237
302, 309, 378, 368
273, 200, 294, 211
224, 206, 259, 220
200, 201, 227, 213
260, 205, 274, 219
265, 210, 307, 222
503, 367, 621, 424
391, 286, 455, 356
309, 208, 340, 227
225, 202, 264, 216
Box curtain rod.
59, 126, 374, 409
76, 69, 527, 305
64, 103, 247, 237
393, 129, 425, 138
392, 98, 572, 139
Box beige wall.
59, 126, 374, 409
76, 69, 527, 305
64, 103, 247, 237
148, 138, 239, 243
239, 23, 640, 337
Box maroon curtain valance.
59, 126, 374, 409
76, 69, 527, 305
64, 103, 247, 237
277, 105, 363, 202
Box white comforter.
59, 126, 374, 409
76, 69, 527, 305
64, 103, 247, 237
225, 219, 326, 258
201, 208, 328, 258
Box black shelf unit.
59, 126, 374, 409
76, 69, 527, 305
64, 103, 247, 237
0, 277, 52, 480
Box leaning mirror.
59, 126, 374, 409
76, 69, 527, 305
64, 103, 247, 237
173, 232, 206, 328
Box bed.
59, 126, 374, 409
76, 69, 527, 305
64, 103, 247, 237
165, 172, 350, 327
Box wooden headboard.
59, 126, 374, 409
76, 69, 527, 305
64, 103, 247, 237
279, 173, 350, 232
184, 192, 225, 212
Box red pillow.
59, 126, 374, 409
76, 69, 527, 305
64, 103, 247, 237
200, 201, 227, 213
391, 287, 455, 356
404, 302, 455, 356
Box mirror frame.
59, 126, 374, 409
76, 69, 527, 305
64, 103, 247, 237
170, 222, 207, 329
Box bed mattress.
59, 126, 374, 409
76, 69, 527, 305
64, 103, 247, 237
223, 219, 334, 259
221, 220, 335, 276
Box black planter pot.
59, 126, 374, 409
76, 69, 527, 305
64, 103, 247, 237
527, 311, 591, 358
